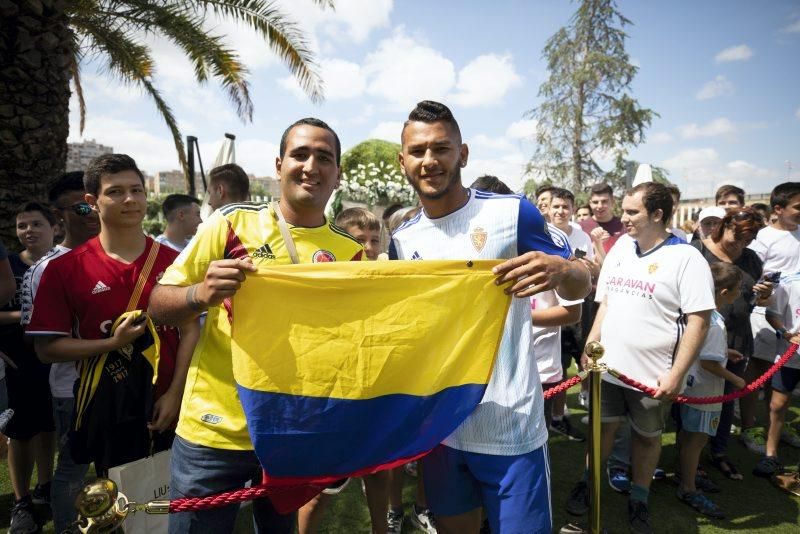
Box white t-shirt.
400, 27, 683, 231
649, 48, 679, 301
685, 310, 728, 411
749, 225, 800, 275
155, 233, 188, 252
20, 245, 79, 398
767, 273, 800, 370
556, 224, 595, 261
390, 189, 571, 456
531, 289, 583, 384
596, 235, 715, 390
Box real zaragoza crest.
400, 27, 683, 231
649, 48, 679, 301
470, 227, 488, 253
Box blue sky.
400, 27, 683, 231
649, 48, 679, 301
69, 0, 800, 198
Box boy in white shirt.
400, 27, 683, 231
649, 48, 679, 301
676, 262, 745, 519
756, 271, 800, 478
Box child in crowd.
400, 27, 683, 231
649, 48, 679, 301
757, 271, 800, 478
676, 262, 745, 519
335, 208, 382, 261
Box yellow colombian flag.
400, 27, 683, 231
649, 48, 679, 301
232, 260, 511, 481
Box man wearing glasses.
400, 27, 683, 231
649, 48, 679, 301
19, 171, 100, 533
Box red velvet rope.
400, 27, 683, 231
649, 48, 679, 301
169, 373, 588, 513
542, 373, 586, 400
610, 343, 798, 405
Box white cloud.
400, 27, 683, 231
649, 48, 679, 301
450, 54, 522, 107
363, 27, 456, 109
661, 148, 774, 198
695, 75, 734, 100
368, 121, 404, 143
714, 44, 753, 63
234, 138, 280, 176
677, 118, 737, 139
462, 152, 528, 192
505, 119, 538, 140
648, 132, 673, 144
274, 0, 392, 46
280, 57, 366, 100
781, 19, 800, 33
469, 134, 514, 152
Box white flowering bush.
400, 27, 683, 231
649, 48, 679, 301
340, 161, 416, 206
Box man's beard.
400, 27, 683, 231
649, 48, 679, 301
406, 164, 462, 200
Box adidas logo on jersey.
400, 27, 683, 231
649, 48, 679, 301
411, 251, 422, 260
91, 281, 111, 294
252, 243, 276, 260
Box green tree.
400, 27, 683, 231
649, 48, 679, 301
0, 0, 330, 245
526, 0, 656, 193
340, 139, 402, 178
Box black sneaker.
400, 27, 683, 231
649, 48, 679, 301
566, 480, 589, 516
628, 500, 653, 534
31, 482, 51, 505
753, 456, 783, 478
550, 418, 586, 442
9, 497, 38, 534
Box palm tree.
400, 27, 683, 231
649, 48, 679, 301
0, 0, 330, 245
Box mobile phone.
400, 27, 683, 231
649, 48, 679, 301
574, 249, 587, 259
763, 271, 781, 284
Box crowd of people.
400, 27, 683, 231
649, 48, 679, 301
0, 99, 796, 534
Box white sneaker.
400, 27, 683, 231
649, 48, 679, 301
409, 504, 438, 533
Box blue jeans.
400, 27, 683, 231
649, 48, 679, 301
51, 397, 90, 534
169, 435, 296, 534
607, 421, 632, 471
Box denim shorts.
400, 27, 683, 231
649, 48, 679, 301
680, 405, 721, 436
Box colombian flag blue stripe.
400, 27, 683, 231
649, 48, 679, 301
238, 383, 487, 478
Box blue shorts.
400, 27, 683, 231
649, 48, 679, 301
421, 444, 551, 534
679, 405, 721, 437
772, 366, 800, 394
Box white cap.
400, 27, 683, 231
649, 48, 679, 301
698, 206, 725, 223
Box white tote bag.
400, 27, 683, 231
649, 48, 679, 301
107, 450, 171, 533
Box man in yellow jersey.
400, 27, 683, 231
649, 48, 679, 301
148, 118, 365, 533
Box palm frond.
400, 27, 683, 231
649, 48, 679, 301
67, 28, 87, 134
188, 0, 324, 103
77, 18, 188, 177
114, 0, 254, 119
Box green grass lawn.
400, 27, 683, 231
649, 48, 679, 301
1, 388, 798, 533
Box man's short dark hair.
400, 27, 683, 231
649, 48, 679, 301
403, 100, 462, 142
627, 182, 673, 225
715, 184, 745, 205
770, 182, 800, 209
577, 204, 592, 215
535, 184, 557, 198
470, 175, 513, 195
589, 183, 614, 198
551, 188, 575, 205
17, 200, 57, 227
665, 183, 681, 202
48, 171, 85, 203
162, 194, 200, 221
84, 154, 145, 197
279, 117, 341, 165
209, 163, 250, 202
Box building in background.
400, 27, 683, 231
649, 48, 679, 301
66, 139, 113, 172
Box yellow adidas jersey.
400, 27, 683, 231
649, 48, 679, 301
159, 202, 365, 450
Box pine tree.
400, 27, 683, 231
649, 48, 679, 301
527, 0, 656, 192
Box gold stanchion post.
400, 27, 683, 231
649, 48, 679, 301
586, 341, 605, 534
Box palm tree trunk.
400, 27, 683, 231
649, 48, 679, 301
0, 0, 71, 249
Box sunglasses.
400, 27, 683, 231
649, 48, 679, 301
59, 202, 93, 216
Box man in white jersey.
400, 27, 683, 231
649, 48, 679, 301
390, 100, 591, 534
19, 171, 99, 532
155, 194, 202, 252
566, 182, 714, 534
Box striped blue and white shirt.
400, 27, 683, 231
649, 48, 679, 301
390, 189, 570, 456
